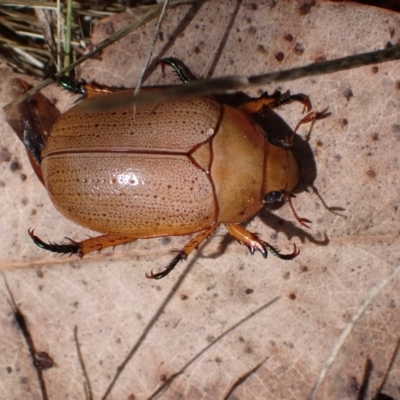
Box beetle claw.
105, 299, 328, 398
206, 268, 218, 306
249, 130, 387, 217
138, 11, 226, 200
145, 269, 157, 279
266, 243, 300, 260
261, 248, 268, 259
146, 250, 187, 279
28, 229, 82, 255
246, 241, 268, 258
246, 239, 298, 260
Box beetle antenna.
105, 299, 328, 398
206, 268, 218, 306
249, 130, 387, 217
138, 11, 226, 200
284, 194, 311, 228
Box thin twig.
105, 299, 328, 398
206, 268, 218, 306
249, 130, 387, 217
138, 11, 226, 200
309, 261, 400, 399
134, 0, 169, 98
75, 44, 400, 113
74, 326, 93, 400
2, 274, 50, 400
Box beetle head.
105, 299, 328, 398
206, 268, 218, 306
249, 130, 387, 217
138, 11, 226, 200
263, 144, 300, 200
263, 143, 311, 228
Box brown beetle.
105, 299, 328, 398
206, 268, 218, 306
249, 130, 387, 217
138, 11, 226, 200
6, 59, 315, 279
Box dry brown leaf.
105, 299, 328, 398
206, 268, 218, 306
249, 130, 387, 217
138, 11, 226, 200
1, 1, 400, 399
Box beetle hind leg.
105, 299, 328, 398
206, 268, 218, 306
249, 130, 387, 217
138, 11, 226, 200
28, 229, 137, 257
146, 224, 220, 280
225, 224, 299, 260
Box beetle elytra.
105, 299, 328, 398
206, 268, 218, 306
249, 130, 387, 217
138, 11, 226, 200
6, 59, 316, 279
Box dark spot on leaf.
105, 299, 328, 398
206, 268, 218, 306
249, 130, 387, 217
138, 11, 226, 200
284, 33, 293, 41
341, 118, 348, 127
206, 335, 214, 343
294, 42, 304, 55
396, 81, 400, 90
275, 52, 284, 62
371, 132, 379, 141
0, 146, 11, 162
257, 44, 267, 54
180, 294, 188, 300
20, 377, 28, 385
343, 88, 353, 101
366, 169, 376, 178
300, 266, 308, 272
289, 293, 297, 300
194, 46, 200, 54
245, 288, 254, 294
372, 66, 379, 73
10, 158, 20, 172
20, 173, 27, 181
299, 1, 316, 15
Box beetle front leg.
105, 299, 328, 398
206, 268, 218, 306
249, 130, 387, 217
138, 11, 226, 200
225, 224, 299, 260
28, 229, 137, 256
146, 224, 220, 280
238, 90, 312, 114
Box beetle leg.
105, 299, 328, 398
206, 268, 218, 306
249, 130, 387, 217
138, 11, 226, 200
225, 224, 300, 260
146, 224, 220, 279
238, 90, 312, 114
28, 229, 137, 256
285, 107, 330, 146
56, 76, 86, 95
56, 75, 114, 99
161, 57, 198, 84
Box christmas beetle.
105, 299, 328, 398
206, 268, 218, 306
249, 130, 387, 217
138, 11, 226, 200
6, 59, 316, 279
